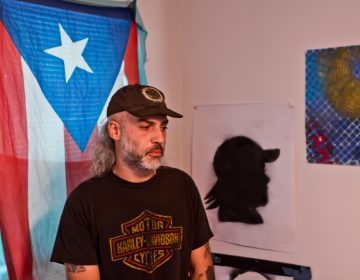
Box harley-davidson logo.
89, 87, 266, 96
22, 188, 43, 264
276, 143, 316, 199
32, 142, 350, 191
109, 210, 183, 273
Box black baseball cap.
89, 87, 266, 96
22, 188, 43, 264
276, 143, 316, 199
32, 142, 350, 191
107, 84, 183, 118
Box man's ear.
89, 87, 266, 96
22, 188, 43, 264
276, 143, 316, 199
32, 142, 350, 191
108, 120, 121, 141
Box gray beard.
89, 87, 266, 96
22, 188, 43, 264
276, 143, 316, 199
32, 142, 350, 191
120, 131, 164, 176
122, 150, 163, 176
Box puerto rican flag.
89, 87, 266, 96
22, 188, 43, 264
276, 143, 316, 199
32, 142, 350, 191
0, 0, 146, 278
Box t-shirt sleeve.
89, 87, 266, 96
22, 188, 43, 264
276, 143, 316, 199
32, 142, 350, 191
189, 177, 214, 250
50, 193, 98, 265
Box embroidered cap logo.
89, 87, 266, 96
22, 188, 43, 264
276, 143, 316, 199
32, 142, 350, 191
142, 87, 164, 103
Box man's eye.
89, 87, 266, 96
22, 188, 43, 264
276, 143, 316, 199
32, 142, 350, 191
140, 126, 150, 130
161, 126, 168, 131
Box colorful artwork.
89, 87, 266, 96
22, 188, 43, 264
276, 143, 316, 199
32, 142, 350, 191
306, 45, 360, 165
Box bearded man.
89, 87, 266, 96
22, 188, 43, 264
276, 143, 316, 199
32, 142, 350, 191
51, 84, 214, 280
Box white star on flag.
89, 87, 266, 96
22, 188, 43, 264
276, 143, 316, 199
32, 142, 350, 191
44, 23, 93, 83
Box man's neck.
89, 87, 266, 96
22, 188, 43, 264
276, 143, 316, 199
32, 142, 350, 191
112, 163, 156, 183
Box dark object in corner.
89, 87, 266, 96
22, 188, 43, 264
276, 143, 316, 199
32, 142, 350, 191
212, 253, 312, 280
205, 136, 280, 224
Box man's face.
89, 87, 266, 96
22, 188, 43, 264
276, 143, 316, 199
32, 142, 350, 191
118, 113, 168, 172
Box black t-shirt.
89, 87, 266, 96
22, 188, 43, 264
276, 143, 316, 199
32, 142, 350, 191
51, 166, 213, 279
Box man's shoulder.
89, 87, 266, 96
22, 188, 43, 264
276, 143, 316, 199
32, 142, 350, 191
68, 172, 113, 199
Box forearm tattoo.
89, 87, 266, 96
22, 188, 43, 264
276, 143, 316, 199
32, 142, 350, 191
195, 265, 215, 280
204, 243, 211, 259
65, 263, 86, 273
195, 243, 215, 279
205, 265, 215, 280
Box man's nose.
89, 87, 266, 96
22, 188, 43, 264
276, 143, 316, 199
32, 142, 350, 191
151, 126, 166, 144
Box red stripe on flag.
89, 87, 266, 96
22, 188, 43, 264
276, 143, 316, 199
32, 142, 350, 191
0, 23, 34, 280
64, 127, 98, 196
124, 17, 139, 84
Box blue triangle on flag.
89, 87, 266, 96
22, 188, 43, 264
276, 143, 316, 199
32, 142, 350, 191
1, 0, 132, 151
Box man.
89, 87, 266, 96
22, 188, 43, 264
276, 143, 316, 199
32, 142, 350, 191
51, 84, 214, 279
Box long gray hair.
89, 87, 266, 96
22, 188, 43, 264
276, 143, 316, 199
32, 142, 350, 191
90, 120, 115, 177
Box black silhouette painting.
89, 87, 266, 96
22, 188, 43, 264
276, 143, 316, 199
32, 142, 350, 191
205, 136, 280, 224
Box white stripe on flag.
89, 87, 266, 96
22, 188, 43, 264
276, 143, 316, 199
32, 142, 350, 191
97, 61, 128, 126
23, 59, 66, 279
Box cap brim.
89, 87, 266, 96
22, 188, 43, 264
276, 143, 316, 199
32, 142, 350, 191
164, 108, 183, 118
128, 107, 183, 118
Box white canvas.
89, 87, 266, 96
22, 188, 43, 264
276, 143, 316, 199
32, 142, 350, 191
192, 104, 295, 252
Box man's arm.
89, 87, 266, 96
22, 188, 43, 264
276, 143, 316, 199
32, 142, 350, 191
189, 243, 215, 280
65, 263, 100, 280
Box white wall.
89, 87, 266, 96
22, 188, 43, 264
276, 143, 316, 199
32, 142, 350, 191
136, 1, 184, 169
138, 0, 360, 279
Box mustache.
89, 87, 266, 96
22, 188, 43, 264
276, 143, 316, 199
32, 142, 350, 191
146, 143, 164, 154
